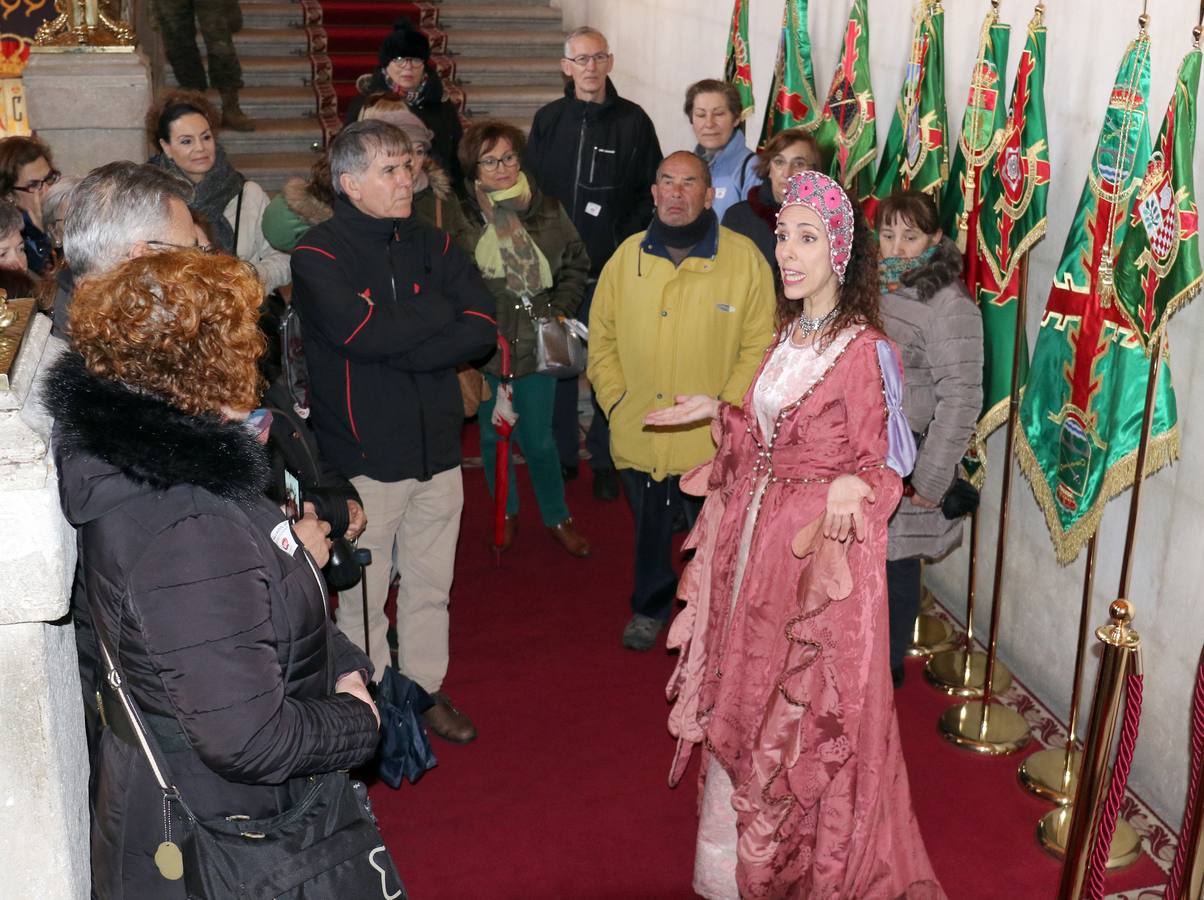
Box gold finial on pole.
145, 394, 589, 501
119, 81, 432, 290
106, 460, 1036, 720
1139, 0, 1150, 33
1195, 0, 1204, 48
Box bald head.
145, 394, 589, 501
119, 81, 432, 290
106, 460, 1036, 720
652, 150, 715, 227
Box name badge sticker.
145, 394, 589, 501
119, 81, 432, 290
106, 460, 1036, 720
714, 187, 727, 200
271, 520, 299, 557
584, 202, 602, 217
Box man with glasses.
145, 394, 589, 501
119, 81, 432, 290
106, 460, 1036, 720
526, 25, 662, 503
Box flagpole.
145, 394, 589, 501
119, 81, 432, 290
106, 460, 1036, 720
1115, 335, 1163, 600
938, 254, 1033, 755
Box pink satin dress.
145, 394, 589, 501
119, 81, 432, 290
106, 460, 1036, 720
666, 326, 944, 900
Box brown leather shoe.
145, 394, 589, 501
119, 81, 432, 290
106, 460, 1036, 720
547, 518, 590, 557
422, 693, 477, 744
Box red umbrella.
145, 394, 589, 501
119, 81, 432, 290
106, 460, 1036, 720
492, 336, 513, 562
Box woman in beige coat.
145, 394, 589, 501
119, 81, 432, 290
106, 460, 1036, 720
876, 190, 983, 686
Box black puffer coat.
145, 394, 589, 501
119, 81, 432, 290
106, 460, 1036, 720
45, 353, 379, 899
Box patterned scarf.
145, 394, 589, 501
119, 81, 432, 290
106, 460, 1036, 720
472, 172, 552, 299
149, 146, 245, 253
879, 245, 939, 294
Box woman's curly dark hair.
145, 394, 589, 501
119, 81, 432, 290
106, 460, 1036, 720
70, 250, 265, 416
775, 184, 882, 336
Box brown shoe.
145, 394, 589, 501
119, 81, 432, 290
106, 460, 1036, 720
491, 514, 518, 551
220, 90, 256, 132
422, 693, 477, 744
547, 518, 590, 557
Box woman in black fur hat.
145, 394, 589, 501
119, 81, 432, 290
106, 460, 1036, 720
344, 17, 465, 187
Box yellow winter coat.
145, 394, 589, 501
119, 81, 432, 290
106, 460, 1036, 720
587, 223, 776, 480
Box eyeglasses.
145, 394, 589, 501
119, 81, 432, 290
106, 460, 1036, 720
563, 52, 611, 68
146, 240, 219, 255
388, 57, 424, 70
770, 158, 817, 174
477, 152, 520, 172
13, 169, 61, 193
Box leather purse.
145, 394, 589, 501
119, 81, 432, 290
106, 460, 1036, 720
87, 576, 406, 898
521, 293, 587, 379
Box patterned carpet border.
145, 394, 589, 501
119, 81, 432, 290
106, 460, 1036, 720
925, 599, 1176, 899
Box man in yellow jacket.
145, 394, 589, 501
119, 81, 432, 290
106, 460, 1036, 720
588, 150, 775, 650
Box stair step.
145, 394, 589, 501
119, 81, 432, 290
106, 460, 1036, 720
438, 4, 562, 28
166, 55, 315, 88
441, 27, 564, 55
454, 54, 564, 87
202, 85, 316, 119
437, 0, 548, 5
233, 27, 311, 58
230, 151, 317, 194
240, 2, 306, 29
219, 116, 323, 155
462, 83, 561, 116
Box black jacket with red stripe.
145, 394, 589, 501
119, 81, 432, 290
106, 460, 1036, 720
291, 195, 496, 483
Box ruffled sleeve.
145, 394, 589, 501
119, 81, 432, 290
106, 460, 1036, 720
875, 340, 917, 478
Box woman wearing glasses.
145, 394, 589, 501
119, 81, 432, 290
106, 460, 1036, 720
721, 128, 821, 268
0, 135, 61, 276
345, 18, 464, 187
460, 120, 592, 557
146, 90, 291, 294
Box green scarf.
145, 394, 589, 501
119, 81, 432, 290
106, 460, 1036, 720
879, 244, 939, 294
472, 172, 552, 299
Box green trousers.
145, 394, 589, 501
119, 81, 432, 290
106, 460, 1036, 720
153, 0, 243, 92
479, 373, 571, 527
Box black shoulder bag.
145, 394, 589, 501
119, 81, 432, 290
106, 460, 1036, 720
88, 568, 406, 899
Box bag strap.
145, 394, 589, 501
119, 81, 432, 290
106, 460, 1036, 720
232, 186, 245, 251
85, 584, 181, 798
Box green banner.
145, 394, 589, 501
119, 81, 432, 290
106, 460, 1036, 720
821, 0, 877, 202
1115, 48, 1203, 349
866, 0, 948, 221
758, 0, 835, 151
725, 0, 755, 121
1016, 31, 1179, 565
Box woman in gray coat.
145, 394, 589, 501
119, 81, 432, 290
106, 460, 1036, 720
876, 191, 983, 686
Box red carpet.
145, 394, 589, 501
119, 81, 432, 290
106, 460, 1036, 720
366, 429, 1169, 897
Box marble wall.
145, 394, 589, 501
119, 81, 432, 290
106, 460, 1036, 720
553, 0, 1203, 828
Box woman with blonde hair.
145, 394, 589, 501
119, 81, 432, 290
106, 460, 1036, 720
44, 250, 382, 898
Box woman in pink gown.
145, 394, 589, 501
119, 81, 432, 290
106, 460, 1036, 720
647, 171, 945, 899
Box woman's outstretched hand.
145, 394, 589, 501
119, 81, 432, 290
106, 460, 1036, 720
824, 474, 876, 542
644, 394, 720, 427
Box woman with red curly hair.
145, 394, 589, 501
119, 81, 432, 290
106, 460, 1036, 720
647, 172, 943, 899
43, 251, 387, 898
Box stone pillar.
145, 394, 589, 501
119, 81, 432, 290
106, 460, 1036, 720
23, 48, 152, 176
0, 316, 89, 898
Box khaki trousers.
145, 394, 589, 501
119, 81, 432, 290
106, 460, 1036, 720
337, 467, 463, 691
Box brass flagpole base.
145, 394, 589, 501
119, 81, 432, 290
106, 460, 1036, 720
939, 699, 1031, 755
907, 613, 957, 658
920, 585, 937, 613
1037, 806, 1142, 869
1019, 746, 1082, 805
924, 648, 1014, 697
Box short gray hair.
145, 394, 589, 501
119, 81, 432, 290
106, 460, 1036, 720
0, 200, 22, 238
42, 175, 81, 237
63, 162, 192, 279
329, 120, 412, 195
564, 26, 608, 59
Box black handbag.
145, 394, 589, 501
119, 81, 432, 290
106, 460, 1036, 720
88, 582, 406, 899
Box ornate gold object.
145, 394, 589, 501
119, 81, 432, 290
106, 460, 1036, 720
924, 648, 1013, 698
938, 698, 1030, 755
1056, 600, 1144, 896
0, 294, 35, 392
34, 0, 135, 49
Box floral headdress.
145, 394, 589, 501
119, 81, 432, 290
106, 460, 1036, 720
777, 170, 855, 284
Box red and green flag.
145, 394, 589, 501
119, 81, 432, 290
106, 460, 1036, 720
866, 0, 948, 222
1015, 31, 1178, 565
759, 0, 834, 150
821, 0, 877, 202
724, 0, 755, 122
963, 8, 1050, 485
1114, 46, 1203, 349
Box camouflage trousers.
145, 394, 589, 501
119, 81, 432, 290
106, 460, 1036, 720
153, 0, 243, 92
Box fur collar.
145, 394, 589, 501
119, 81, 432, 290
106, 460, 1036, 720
426, 165, 452, 201
282, 177, 333, 226
899, 238, 964, 302
43, 353, 270, 505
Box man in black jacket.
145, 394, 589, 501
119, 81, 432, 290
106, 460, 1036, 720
526, 25, 662, 502
292, 120, 496, 743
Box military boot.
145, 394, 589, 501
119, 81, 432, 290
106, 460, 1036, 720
220, 89, 255, 132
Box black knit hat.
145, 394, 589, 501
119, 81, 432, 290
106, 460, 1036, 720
379, 19, 431, 67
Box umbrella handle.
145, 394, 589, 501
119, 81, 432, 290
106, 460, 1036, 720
358, 548, 372, 658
